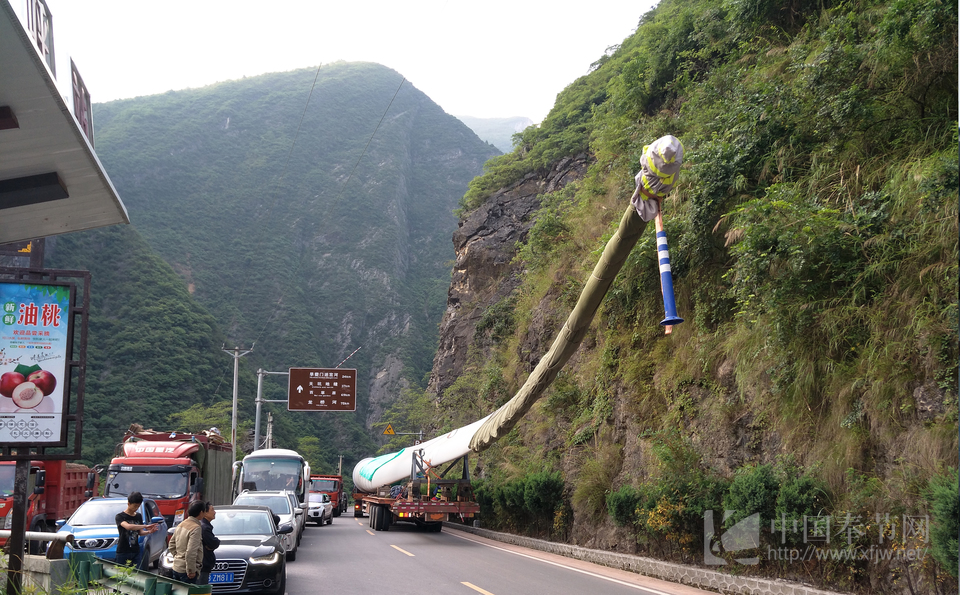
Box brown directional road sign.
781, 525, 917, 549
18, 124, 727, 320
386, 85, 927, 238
288, 368, 357, 411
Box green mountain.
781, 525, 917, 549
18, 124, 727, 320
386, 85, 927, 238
383, 0, 958, 591
47, 62, 499, 474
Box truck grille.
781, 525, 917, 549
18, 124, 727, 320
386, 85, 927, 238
210, 559, 247, 592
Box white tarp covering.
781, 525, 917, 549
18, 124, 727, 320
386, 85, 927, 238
353, 415, 492, 492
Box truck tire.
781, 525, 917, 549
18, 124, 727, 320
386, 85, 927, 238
27, 522, 48, 555
372, 504, 382, 530
333, 509, 341, 517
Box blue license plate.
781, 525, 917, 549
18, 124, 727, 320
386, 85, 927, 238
209, 572, 234, 584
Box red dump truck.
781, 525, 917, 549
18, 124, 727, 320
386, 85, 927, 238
352, 453, 479, 532
102, 428, 233, 526
0, 460, 98, 553
309, 474, 346, 517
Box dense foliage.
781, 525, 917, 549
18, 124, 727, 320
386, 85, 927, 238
382, 0, 957, 591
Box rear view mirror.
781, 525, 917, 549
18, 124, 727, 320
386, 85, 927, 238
277, 523, 293, 535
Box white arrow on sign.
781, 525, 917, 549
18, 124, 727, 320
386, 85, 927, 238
297, 385, 304, 393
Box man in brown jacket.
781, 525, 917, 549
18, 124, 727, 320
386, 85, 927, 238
168, 501, 205, 583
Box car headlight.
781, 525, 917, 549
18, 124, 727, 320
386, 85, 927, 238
3, 514, 10, 530
249, 552, 280, 565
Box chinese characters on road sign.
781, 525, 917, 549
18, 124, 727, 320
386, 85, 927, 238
288, 368, 356, 412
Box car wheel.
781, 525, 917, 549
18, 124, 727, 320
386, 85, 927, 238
326, 514, 333, 525
286, 547, 297, 562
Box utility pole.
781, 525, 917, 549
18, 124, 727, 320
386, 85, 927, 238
222, 344, 253, 462
265, 413, 273, 449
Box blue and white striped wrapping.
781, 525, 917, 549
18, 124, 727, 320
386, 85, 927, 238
656, 230, 683, 326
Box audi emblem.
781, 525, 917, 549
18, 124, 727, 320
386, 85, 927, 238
213, 562, 230, 571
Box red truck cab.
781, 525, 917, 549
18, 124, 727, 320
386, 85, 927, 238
103, 430, 233, 526
0, 460, 97, 553
309, 474, 346, 517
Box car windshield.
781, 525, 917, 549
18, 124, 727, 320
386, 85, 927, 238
233, 495, 291, 515
212, 511, 274, 536
308, 493, 328, 503
69, 501, 128, 526
310, 479, 337, 492
105, 470, 187, 499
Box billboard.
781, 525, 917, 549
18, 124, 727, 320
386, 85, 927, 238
0, 280, 73, 444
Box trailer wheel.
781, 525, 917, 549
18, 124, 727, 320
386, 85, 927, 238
372, 504, 383, 531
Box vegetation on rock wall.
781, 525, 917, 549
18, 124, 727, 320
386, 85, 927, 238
382, 0, 958, 591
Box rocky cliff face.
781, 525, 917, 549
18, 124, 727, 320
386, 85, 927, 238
428, 154, 589, 397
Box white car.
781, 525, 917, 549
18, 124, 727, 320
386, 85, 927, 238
233, 491, 302, 561
282, 490, 306, 540
307, 492, 333, 526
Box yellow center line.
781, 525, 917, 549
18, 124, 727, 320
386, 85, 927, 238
390, 545, 414, 557
365, 529, 375, 536
462, 582, 495, 595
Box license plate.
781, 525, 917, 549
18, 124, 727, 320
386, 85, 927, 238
209, 572, 234, 584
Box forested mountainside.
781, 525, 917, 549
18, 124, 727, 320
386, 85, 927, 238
47, 62, 499, 475
381, 0, 959, 592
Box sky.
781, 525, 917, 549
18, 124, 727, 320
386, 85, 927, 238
46, 0, 658, 123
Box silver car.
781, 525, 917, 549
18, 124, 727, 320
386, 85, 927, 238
233, 491, 301, 561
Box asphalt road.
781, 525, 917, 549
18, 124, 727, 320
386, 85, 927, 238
286, 512, 712, 595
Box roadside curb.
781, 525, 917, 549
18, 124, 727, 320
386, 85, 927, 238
444, 522, 846, 595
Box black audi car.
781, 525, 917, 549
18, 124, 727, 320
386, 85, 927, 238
159, 505, 292, 594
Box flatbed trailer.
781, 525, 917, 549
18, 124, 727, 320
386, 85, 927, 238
354, 452, 479, 532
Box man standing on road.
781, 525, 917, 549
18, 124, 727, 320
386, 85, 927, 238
198, 502, 221, 585
115, 492, 158, 569
169, 501, 204, 583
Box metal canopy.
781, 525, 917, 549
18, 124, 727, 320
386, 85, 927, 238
0, 0, 129, 246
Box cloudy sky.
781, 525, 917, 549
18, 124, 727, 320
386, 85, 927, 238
46, 0, 657, 123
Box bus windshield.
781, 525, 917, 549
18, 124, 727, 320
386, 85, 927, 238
105, 470, 188, 499
242, 459, 303, 494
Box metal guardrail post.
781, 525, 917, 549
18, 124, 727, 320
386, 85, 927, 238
67, 553, 211, 594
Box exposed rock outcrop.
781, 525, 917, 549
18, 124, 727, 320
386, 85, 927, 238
427, 154, 590, 397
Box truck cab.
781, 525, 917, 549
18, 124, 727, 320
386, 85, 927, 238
309, 474, 345, 517
0, 460, 98, 553
103, 431, 232, 526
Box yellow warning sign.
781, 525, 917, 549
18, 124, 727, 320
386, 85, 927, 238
383, 424, 395, 435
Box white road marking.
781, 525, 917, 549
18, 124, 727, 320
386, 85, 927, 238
447, 532, 677, 595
